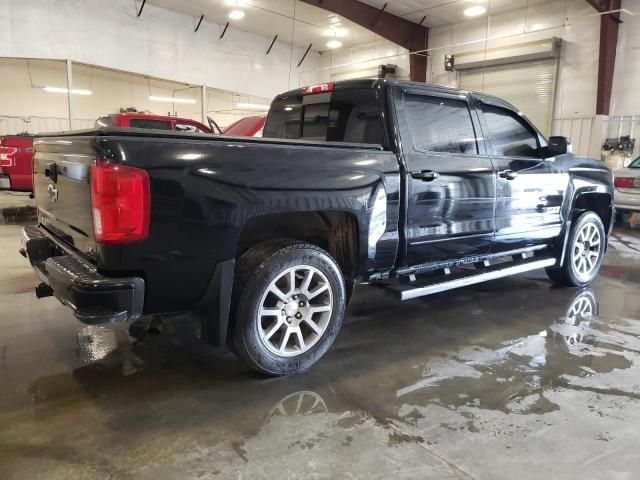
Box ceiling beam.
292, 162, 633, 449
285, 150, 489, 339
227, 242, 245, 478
300, 0, 428, 82
587, 0, 622, 115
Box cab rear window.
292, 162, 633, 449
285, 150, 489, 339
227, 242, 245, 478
129, 119, 173, 130
264, 89, 384, 146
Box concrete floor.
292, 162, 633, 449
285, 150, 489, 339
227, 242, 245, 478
1, 191, 640, 479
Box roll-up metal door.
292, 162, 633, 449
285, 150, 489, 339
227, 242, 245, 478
458, 58, 557, 137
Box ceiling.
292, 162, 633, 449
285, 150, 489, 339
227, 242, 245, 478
361, 0, 550, 27
147, 0, 556, 52
146, 0, 381, 51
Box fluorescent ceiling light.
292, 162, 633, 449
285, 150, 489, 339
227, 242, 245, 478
44, 86, 92, 95
149, 95, 196, 104
323, 27, 348, 37
237, 102, 270, 111
228, 9, 245, 20
226, 0, 246, 5
326, 40, 343, 49
464, 5, 487, 17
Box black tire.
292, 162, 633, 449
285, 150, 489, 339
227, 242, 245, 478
231, 239, 346, 376
546, 211, 606, 287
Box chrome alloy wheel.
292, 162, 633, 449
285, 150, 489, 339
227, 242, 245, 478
257, 265, 333, 357
572, 222, 602, 280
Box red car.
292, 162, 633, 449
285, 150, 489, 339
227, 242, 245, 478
0, 134, 34, 192
223, 116, 266, 137
95, 112, 214, 133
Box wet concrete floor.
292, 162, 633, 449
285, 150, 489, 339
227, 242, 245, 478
1, 195, 640, 479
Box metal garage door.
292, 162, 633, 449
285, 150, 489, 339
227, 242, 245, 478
458, 58, 557, 137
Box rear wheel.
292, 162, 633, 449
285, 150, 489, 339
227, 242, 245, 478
231, 240, 346, 375
546, 212, 605, 287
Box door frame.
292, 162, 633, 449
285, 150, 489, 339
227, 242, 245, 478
390, 85, 497, 270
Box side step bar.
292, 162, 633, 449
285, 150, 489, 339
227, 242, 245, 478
390, 256, 557, 301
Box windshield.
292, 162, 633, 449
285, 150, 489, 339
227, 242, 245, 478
629, 156, 640, 168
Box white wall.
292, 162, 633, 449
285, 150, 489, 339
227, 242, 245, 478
314, 39, 410, 82
428, 0, 600, 121
0, 0, 322, 100
610, 1, 640, 117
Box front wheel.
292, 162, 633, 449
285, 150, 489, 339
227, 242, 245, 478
546, 211, 606, 287
231, 240, 346, 376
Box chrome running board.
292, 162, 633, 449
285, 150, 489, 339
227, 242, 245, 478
389, 256, 556, 301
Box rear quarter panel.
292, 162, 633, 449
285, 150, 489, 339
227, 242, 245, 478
91, 135, 400, 313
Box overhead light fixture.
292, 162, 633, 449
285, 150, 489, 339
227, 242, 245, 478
323, 27, 348, 37
237, 102, 270, 111
226, 0, 246, 5
44, 86, 92, 95
228, 10, 245, 20
149, 95, 196, 104
326, 40, 343, 49
464, 5, 487, 17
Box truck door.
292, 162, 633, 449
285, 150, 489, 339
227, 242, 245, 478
396, 88, 496, 266
476, 98, 567, 251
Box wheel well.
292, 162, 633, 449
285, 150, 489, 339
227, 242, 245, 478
573, 193, 613, 232
237, 211, 360, 282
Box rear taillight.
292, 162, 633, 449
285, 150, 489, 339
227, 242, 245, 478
303, 82, 335, 95
615, 177, 636, 188
0, 147, 17, 167
90, 160, 150, 244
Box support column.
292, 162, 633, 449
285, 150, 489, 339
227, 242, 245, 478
201, 85, 208, 125
66, 59, 75, 130
588, 0, 622, 115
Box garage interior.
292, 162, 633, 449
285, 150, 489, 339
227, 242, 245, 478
1, 0, 640, 478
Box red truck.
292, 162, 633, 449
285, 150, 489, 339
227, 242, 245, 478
95, 112, 214, 133
0, 113, 264, 192
0, 134, 34, 192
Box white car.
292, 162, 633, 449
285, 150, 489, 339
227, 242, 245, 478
614, 157, 640, 212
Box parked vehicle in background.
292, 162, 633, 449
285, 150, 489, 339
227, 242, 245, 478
22, 79, 614, 376
613, 157, 640, 213
0, 134, 35, 191
223, 116, 266, 137
95, 112, 213, 133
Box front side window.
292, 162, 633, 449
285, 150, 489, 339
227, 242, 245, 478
403, 94, 478, 155
482, 104, 540, 158
176, 122, 205, 133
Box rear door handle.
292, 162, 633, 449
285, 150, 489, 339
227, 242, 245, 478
411, 170, 440, 182
499, 170, 518, 180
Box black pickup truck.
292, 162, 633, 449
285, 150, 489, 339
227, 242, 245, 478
21, 79, 614, 375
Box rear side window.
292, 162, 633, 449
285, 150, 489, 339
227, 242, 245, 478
129, 119, 173, 130
403, 94, 478, 155
264, 89, 383, 145
481, 104, 540, 158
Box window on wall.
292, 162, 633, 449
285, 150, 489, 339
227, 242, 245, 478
482, 104, 540, 158
403, 94, 478, 155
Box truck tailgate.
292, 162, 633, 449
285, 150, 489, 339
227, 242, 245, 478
33, 136, 97, 259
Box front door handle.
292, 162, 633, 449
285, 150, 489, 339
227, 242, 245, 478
499, 170, 518, 180
411, 170, 440, 182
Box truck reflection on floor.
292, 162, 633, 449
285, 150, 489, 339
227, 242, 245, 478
395, 288, 637, 416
